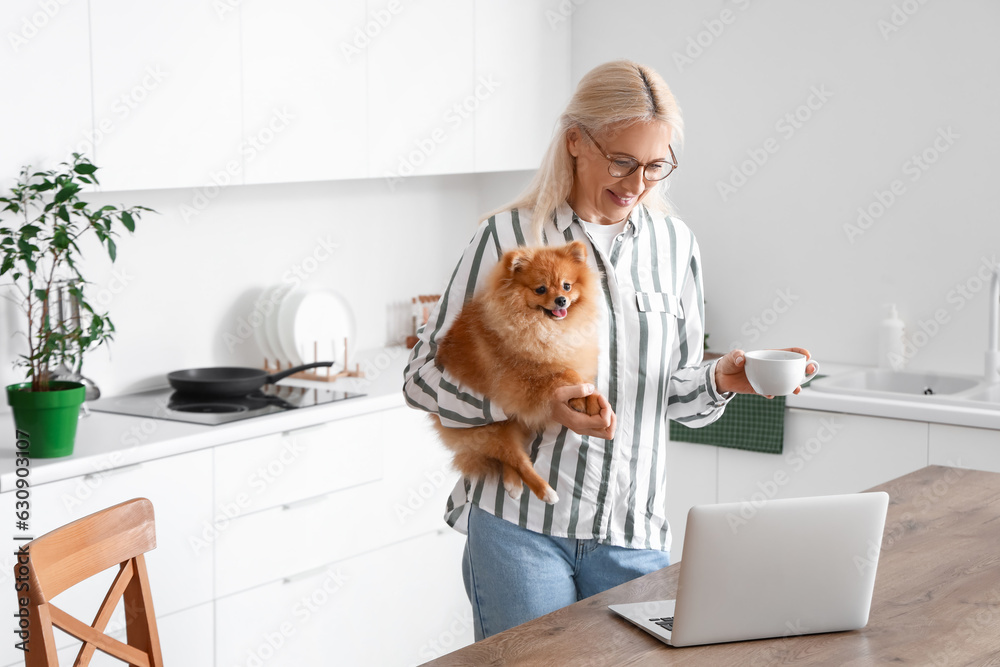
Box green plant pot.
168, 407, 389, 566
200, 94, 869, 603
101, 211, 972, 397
6, 382, 86, 458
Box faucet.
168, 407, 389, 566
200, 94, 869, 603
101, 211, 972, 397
988, 268, 1000, 384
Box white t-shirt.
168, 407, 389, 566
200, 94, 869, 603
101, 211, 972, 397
580, 218, 628, 258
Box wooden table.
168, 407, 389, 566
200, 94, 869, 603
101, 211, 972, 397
424, 466, 1000, 666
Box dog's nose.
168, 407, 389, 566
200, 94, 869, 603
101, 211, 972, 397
554, 296, 567, 308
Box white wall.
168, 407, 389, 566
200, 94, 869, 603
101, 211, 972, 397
572, 0, 1000, 375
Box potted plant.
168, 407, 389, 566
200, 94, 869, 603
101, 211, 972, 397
1, 154, 152, 457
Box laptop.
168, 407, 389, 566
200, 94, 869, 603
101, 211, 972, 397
608, 491, 889, 647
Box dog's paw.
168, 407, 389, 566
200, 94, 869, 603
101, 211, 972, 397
569, 393, 602, 416
504, 478, 523, 500
541, 487, 559, 504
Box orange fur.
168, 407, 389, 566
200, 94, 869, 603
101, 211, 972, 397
432, 241, 601, 504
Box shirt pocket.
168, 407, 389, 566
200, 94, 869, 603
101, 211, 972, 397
635, 291, 684, 319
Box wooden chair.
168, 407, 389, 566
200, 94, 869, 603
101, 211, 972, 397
15, 498, 164, 667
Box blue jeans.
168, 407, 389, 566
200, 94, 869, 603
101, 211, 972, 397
461, 504, 671, 640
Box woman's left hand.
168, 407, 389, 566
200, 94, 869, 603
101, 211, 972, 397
714, 348, 816, 397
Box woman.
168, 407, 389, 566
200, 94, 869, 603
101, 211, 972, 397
403, 60, 813, 640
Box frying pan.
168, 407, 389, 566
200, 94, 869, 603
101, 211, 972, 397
167, 362, 334, 397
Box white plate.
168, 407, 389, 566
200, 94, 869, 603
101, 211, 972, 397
262, 283, 293, 364
294, 290, 355, 370
276, 287, 307, 366
277, 288, 355, 371
254, 285, 282, 361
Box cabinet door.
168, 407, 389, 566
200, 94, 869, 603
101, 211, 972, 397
370, 406, 461, 543
215, 528, 472, 666
717, 409, 928, 503
0, 1, 92, 181
929, 423, 1000, 473
0, 450, 212, 667
664, 436, 717, 562
367, 0, 475, 181
474, 0, 572, 172
241, 0, 367, 184
89, 0, 241, 190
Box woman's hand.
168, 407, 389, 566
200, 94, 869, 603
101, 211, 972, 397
714, 348, 817, 398
551, 384, 616, 440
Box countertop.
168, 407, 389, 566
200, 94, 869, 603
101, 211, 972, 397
0, 346, 413, 492
423, 465, 1000, 666
2, 354, 996, 493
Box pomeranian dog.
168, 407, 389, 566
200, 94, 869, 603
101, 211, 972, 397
432, 240, 601, 504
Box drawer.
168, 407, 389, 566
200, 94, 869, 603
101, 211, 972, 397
215, 529, 472, 667
215, 478, 384, 597
0, 449, 213, 667
213, 412, 384, 517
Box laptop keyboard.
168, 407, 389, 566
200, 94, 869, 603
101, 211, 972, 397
649, 616, 674, 632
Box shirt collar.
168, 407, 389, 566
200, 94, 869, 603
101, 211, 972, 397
557, 202, 645, 238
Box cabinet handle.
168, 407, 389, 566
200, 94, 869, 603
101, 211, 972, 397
281, 422, 327, 438
281, 494, 328, 511
282, 563, 333, 585
83, 463, 143, 483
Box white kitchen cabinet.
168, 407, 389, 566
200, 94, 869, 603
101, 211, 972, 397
371, 406, 462, 542
88, 0, 242, 190
717, 409, 928, 504
214, 406, 458, 598
0, 449, 213, 667
214, 477, 385, 597
367, 0, 476, 181
0, 0, 92, 182
240, 0, 368, 184
212, 414, 384, 518
45, 602, 214, 667
664, 435, 718, 562
215, 528, 471, 667
928, 423, 1000, 473
0, 403, 465, 665
473, 0, 572, 172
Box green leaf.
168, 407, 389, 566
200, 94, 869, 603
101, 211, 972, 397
73, 163, 97, 175
34, 288, 47, 301
0, 256, 13, 275
53, 183, 80, 203
106, 237, 117, 262
52, 228, 70, 250
57, 205, 70, 222
19, 224, 40, 240
121, 211, 135, 232
17, 238, 36, 255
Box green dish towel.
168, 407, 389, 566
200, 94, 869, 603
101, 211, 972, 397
669, 376, 824, 455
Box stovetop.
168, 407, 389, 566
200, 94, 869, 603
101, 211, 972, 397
88, 383, 366, 426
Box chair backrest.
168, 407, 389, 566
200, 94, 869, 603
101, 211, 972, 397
15, 498, 163, 667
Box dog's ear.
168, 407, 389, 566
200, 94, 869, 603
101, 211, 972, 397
563, 240, 588, 264
502, 248, 529, 274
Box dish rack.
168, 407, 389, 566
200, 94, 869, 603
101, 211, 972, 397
263, 338, 363, 382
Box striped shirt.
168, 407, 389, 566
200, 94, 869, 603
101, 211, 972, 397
402, 203, 733, 551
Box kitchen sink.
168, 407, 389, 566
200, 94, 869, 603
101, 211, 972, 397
960, 384, 1000, 405
810, 369, 981, 397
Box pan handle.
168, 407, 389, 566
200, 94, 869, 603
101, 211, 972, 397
265, 361, 335, 385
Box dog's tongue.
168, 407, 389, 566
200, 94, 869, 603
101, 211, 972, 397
552, 308, 568, 318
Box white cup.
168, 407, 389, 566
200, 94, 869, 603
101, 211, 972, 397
744, 350, 820, 397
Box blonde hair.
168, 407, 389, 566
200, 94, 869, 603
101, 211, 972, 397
486, 60, 684, 243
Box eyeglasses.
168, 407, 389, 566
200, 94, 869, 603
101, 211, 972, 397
581, 127, 678, 181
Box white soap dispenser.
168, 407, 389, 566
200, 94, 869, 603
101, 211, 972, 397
879, 304, 906, 371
